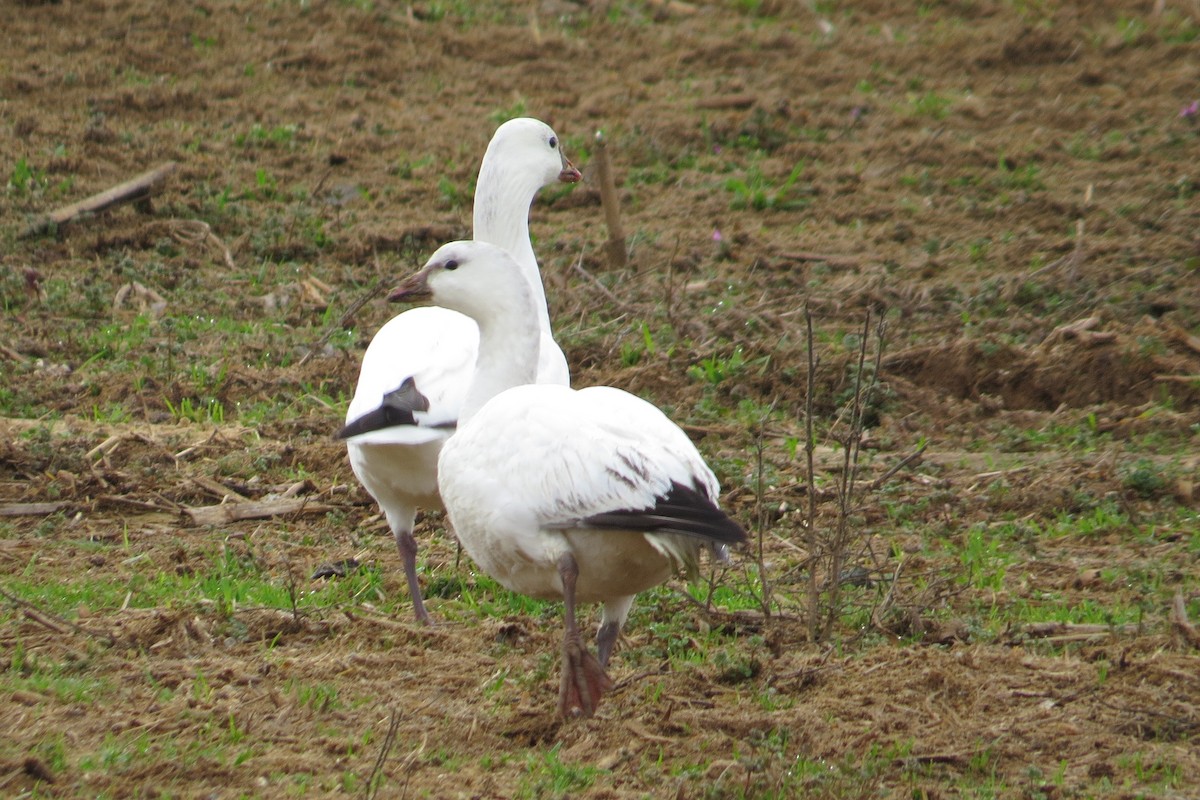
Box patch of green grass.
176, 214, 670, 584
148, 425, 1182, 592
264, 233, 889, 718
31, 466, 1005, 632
516, 743, 604, 799
994, 155, 1044, 191
619, 321, 680, 368
7, 157, 49, 196
6, 642, 112, 704
999, 417, 1108, 452
488, 98, 528, 125
435, 571, 555, 622
688, 346, 748, 384
2, 539, 400, 623
234, 123, 301, 148
1114, 15, 1149, 45
1115, 751, 1184, 791
698, 738, 916, 799
390, 152, 435, 179
164, 396, 226, 424
1048, 502, 1131, 538
1121, 457, 1169, 498
288, 679, 342, 712
1158, 11, 1198, 44
954, 523, 1016, 591
907, 89, 954, 119
189, 31, 217, 51
725, 161, 809, 211
437, 174, 466, 210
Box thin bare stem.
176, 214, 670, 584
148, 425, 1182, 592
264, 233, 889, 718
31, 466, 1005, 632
753, 407, 776, 617
822, 312, 872, 637
803, 305, 819, 642
298, 251, 388, 367
364, 708, 402, 800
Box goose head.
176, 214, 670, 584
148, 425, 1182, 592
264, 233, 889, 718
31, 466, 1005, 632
480, 118, 581, 191
389, 240, 530, 324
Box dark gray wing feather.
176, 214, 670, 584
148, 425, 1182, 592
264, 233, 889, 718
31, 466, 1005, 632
336, 376, 432, 440
579, 481, 747, 546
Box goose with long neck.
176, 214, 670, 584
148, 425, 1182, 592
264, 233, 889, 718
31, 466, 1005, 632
391, 241, 747, 718
474, 117, 559, 350
339, 118, 580, 625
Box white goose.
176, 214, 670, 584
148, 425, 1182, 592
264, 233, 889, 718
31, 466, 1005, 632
338, 119, 580, 624
390, 240, 748, 718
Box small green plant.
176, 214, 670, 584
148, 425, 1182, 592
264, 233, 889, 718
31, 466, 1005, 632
235, 123, 300, 147
1121, 458, 1167, 498
253, 168, 278, 200
958, 524, 1012, 590
725, 161, 808, 211
688, 347, 747, 384
489, 98, 528, 125
163, 396, 226, 424
517, 743, 604, 799
909, 90, 953, 119
1115, 15, 1148, 45
437, 175, 465, 209
8, 158, 48, 196
995, 155, 1044, 191
189, 31, 217, 50
291, 680, 341, 712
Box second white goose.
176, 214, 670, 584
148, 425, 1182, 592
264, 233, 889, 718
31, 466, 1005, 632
338, 119, 580, 624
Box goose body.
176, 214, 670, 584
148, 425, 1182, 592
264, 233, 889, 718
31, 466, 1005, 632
391, 240, 747, 717
340, 119, 579, 623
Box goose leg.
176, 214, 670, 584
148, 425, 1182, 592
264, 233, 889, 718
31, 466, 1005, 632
395, 528, 432, 625
556, 553, 612, 718
596, 596, 634, 667
596, 620, 620, 668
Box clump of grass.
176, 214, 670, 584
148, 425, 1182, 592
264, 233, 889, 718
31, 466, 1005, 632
725, 161, 809, 211
1121, 458, 1167, 498
517, 743, 604, 799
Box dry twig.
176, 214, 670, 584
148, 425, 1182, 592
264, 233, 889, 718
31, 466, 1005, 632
0, 502, 68, 517
21, 161, 178, 238
185, 497, 334, 526
297, 273, 387, 367
0, 585, 116, 646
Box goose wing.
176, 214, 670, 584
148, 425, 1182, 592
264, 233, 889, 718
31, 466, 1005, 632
340, 307, 475, 446
441, 384, 744, 548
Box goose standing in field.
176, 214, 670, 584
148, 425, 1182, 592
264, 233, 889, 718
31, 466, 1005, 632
389, 240, 748, 718
338, 119, 581, 624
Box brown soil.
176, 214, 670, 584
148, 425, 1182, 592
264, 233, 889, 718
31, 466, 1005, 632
3, 1, 1200, 797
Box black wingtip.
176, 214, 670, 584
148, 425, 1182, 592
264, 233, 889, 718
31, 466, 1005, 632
336, 406, 393, 440
582, 481, 748, 546
336, 376, 431, 440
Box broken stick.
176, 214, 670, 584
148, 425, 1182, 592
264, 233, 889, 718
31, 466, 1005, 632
593, 131, 627, 269
21, 161, 179, 238
185, 497, 334, 527
0, 502, 69, 517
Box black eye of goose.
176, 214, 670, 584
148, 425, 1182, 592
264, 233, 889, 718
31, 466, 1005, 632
443, 259, 459, 271
548, 136, 558, 149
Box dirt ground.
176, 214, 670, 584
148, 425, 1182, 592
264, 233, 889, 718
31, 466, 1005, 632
2, 0, 1200, 797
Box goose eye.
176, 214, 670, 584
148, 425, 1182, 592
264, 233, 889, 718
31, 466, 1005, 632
444, 259, 459, 271
548, 136, 558, 149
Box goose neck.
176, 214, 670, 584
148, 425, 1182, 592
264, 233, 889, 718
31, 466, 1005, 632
473, 168, 553, 333
461, 312, 541, 423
